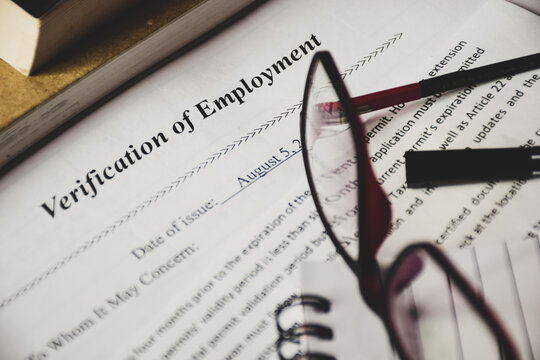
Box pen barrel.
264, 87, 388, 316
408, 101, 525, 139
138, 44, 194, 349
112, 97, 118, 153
405, 147, 540, 188
351, 83, 421, 113
419, 53, 540, 97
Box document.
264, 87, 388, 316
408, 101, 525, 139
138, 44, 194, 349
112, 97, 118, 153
0, 0, 538, 359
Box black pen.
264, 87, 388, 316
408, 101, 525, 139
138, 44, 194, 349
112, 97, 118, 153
347, 53, 540, 115
405, 146, 540, 188
323, 53, 540, 119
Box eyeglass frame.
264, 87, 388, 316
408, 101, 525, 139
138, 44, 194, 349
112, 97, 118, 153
299, 51, 519, 360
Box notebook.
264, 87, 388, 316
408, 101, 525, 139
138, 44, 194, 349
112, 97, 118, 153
289, 238, 540, 359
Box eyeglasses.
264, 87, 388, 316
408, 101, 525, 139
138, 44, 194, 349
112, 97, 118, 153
299, 51, 519, 360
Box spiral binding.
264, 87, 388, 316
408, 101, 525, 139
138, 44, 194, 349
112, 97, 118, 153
274, 294, 336, 360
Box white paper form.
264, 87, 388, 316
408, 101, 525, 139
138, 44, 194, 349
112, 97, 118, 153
367, 1, 540, 261
0, 0, 538, 359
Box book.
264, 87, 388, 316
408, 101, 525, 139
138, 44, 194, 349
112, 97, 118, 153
0, 0, 538, 358
293, 238, 540, 359
0, 0, 137, 75
0, 0, 261, 172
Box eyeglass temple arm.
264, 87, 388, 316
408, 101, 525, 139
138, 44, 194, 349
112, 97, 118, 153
351, 52, 540, 114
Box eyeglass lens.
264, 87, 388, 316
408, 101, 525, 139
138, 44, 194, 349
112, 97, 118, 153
304, 59, 361, 264
387, 248, 502, 360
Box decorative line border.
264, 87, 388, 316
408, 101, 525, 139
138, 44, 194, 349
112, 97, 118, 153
341, 33, 403, 79
0, 33, 404, 309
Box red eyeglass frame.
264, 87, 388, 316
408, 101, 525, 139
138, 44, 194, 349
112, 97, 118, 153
299, 51, 519, 360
